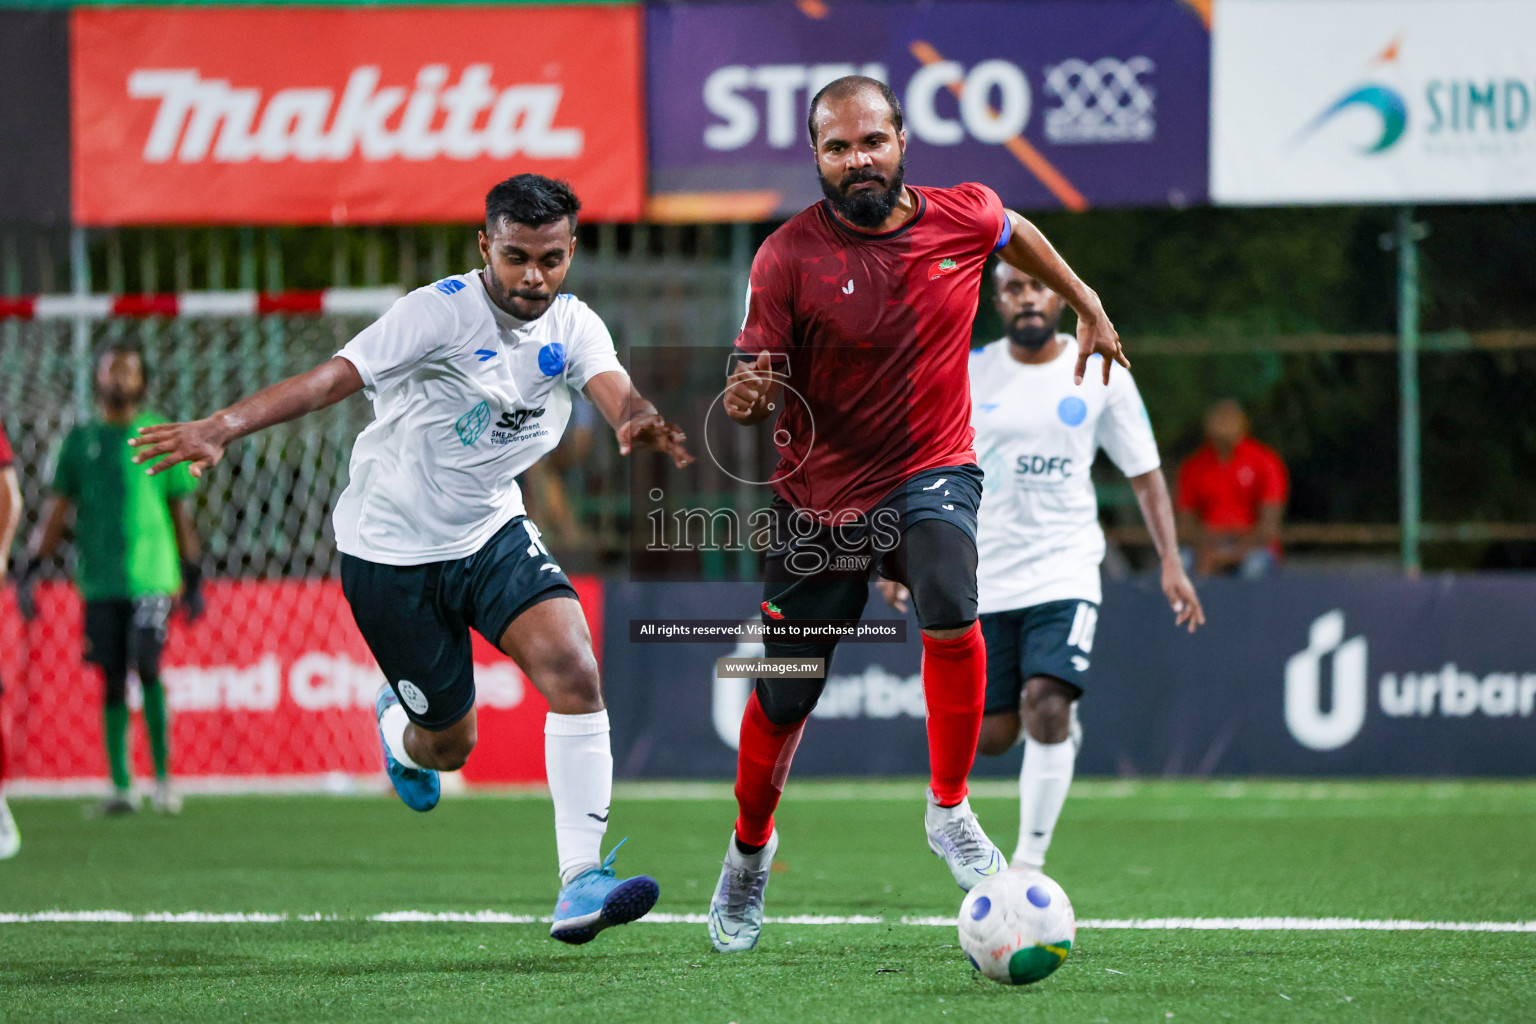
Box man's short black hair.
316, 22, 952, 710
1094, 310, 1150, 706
96, 339, 149, 382
485, 174, 581, 234
806, 75, 904, 146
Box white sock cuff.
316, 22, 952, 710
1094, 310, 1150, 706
1023, 734, 1076, 772
545, 709, 610, 737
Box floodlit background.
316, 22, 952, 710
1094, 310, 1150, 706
1, 0, 1533, 786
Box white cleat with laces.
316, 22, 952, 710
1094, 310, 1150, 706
925, 788, 1006, 890
708, 829, 778, 953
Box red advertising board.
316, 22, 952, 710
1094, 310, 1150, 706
0, 577, 603, 786
71, 7, 645, 225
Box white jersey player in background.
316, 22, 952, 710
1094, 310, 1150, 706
882, 261, 1203, 872
130, 174, 693, 944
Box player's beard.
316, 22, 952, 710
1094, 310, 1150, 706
1005, 312, 1061, 352
98, 380, 146, 413
819, 152, 908, 229
481, 268, 554, 322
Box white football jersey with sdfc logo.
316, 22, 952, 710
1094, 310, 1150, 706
333, 271, 622, 565
970, 336, 1160, 613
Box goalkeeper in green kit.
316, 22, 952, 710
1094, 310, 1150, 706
17, 342, 203, 815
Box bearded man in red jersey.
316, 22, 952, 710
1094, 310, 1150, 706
706, 76, 1129, 953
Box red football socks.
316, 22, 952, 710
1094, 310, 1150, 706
921, 622, 987, 807
733, 691, 805, 847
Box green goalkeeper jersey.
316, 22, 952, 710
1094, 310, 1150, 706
50, 411, 197, 601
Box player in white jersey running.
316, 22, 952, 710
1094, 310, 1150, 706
882, 261, 1203, 872
129, 175, 693, 944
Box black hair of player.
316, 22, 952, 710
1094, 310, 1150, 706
806, 75, 904, 145
484, 174, 582, 235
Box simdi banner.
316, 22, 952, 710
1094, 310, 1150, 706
646, 0, 1210, 221
71, 7, 645, 225
1212, 0, 1536, 205
2, 577, 605, 785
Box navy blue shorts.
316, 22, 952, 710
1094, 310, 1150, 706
761, 463, 982, 632
340, 516, 577, 730
980, 599, 1098, 715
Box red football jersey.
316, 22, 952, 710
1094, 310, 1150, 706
735, 183, 1009, 518
1176, 437, 1290, 532
0, 420, 12, 469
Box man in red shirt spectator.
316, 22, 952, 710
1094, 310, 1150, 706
1176, 399, 1288, 578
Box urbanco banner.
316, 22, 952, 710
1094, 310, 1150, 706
602, 576, 1536, 778
646, 0, 1210, 220
1212, 0, 1536, 205
71, 7, 645, 225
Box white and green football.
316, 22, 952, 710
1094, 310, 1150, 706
957, 870, 1076, 985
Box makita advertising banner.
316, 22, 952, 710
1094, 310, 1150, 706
2, 578, 605, 784
70, 7, 646, 225
1212, 0, 1536, 204
645, 0, 1209, 219
0, 10, 70, 224
603, 576, 1536, 778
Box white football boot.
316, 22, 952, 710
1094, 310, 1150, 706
151, 779, 183, 815
925, 789, 1006, 890
708, 829, 778, 953
0, 795, 19, 859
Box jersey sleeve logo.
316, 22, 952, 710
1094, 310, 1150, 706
929, 258, 961, 280
434, 278, 467, 296
454, 401, 491, 445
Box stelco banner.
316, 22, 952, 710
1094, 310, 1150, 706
646, 0, 1210, 219
70, 7, 645, 225
1212, 0, 1536, 205
2, 577, 606, 785
603, 577, 1536, 778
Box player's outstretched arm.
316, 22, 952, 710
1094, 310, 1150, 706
997, 210, 1128, 386
585, 369, 695, 469
1129, 467, 1205, 633
129, 357, 365, 478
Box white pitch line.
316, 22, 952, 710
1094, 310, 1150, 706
1, 912, 1533, 932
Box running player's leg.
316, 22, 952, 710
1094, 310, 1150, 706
885, 518, 987, 806
129, 596, 178, 812
341, 555, 478, 811
85, 601, 136, 814
1010, 600, 1093, 871
883, 511, 1005, 888
713, 507, 867, 952
473, 516, 656, 944
0, 679, 17, 858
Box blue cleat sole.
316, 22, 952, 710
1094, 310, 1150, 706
549, 875, 659, 945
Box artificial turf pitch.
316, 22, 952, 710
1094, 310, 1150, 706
1, 780, 1533, 1023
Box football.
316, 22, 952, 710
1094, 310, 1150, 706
957, 870, 1076, 986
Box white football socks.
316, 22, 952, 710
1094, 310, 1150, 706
546, 710, 613, 885
1014, 734, 1076, 869
379, 702, 426, 770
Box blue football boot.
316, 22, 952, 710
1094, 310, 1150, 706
549, 838, 660, 945
375, 685, 439, 812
